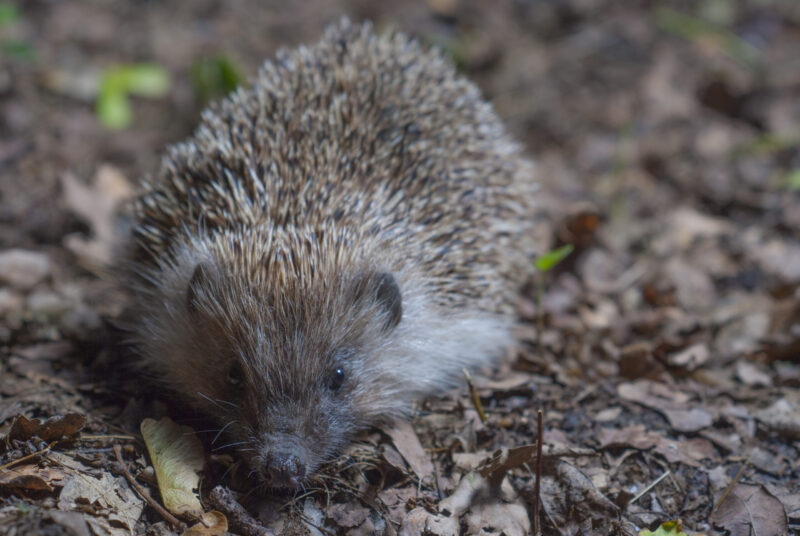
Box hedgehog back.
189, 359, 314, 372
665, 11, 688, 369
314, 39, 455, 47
131, 20, 535, 314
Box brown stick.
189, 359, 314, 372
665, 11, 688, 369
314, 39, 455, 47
112, 444, 184, 531
713, 457, 749, 513
533, 409, 543, 536
0, 441, 57, 471
462, 368, 487, 422
81, 434, 138, 442
629, 470, 670, 505
209, 485, 274, 536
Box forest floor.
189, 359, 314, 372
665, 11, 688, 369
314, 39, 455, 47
0, 1, 799, 535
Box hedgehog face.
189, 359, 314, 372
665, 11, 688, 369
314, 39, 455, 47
175, 260, 403, 489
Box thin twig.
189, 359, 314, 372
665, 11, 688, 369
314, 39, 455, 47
462, 368, 487, 422
713, 457, 749, 513
0, 441, 57, 471
112, 444, 184, 531
81, 434, 137, 442
533, 409, 543, 536
629, 470, 670, 506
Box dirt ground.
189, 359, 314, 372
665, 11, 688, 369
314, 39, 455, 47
1, 1, 799, 535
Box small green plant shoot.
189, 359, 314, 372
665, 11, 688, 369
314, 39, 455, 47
532, 244, 574, 347
639, 520, 689, 536
190, 55, 243, 105
0, 3, 34, 61
534, 244, 574, 272
96, 64, 171, 129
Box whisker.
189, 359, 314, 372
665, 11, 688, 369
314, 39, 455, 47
217, 399, 240, 409
212, 421, 237, 445
197, 391, 224, 410
212, 440, 250, 451
191, 428, 224, 435
196, 391, 241, 410
220, 462, 236, 482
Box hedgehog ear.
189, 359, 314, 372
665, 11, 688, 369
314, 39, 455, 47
371, 272, 402, 331
186, 262, 212, 315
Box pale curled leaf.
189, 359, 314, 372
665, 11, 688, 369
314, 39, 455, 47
141, 417, 205, 517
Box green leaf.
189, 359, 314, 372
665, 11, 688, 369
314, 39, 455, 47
101, 64, 171, 97
2, 39, 34, 61
639, 520, 689, 536
96, 63, 171, 129
96, 88, 132, 130
122, 65, 170, 96
784, 169, 800, 190
190, 55, 244, 104
534, 244, 574, 272
0, 3, 19, 26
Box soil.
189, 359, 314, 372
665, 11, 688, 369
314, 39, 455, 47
0, 1, 799, 535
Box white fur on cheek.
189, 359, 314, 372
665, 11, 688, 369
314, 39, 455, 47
351, 275, 512, 421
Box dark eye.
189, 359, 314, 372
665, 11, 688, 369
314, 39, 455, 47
329, 368, 345, 391
227, 362, 244, 386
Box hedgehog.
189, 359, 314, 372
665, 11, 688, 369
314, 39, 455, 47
123, 19, 537, 489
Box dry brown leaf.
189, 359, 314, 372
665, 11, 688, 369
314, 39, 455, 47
183, 511, 228, 536
748, 446, 786, 476
666, 207, 733, 248
664, 258, 716, 312
451, 451, 490, 472
325, 501, 370, 529
539, 459, 618, 525
735, 361, 772, 387
383, 420, 434, 483
712, 483, 788, 536
750, 238, 800, 283
378, 487, 418, 527
0, 464, 66, 492
660, 407, 713, 433
476, 371, 534, 394
46, 511, 92, 536
61, 165, 133, 271
597, 425, 661, 450
653, 437, 716, 467
617, 379, 713, 432
667, 343, 710, 371
464, 499, 530, 536
57, 471, 144, 535
753, 396, 800, 439
618, 341, 662, 379
8, 413, 86, 442
401, 470, 529, 536
380, 443, 407, 474
478, 444, 535, 488
400, 507, 458, 536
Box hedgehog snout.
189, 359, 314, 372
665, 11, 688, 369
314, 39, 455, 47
263, 451, 307, 488
255, 430, 314, 488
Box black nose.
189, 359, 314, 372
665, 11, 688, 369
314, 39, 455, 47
265, 452, 306, 488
